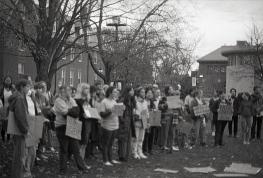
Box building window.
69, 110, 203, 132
77, 70, 82, 83
70, 69, 74, 87
18, 63, 25, 74
61, 69, 66, 84
79, 53, 83, 62
70, 48, 74, 61
62, 47, 66, 60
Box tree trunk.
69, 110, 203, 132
104, 65, 111, 84
34, 56, 53, 90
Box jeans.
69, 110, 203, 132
101, 128, 117, 162
11, 135, 26, 178
193, 118, 206, 145
214, 113, 227, 146
23, 146, 36, 178
161, 115, 172, 148
132, 126, 145, 156
228, 115, 238, 136
241, 116, 253, 142
56, 125, 86, 172
251, 116, 262, 139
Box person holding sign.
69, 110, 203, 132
53, 86, 89, 175
213, 92, 230, 147
190, 89, 207, 147
74, 83, 93, 163
99, 87, 121, 166
132, 87, 149, 159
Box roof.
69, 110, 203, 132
197, 46, 236, 63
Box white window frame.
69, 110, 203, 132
18, 63, 25, 74
70, 48, 74, 61
61, 69, 66, 85
70, 69, 74, 87
77, 70, 82, 83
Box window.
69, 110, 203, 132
79, 53, 83, 62
70, 48, 74, 61
70, 69, 74, 87
62, 47, 66, 60
77, 70, 82, 83
18, 63, 24, 74
61, 69, 66, 84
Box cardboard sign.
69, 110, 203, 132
25, 115, 40, 147
193, 105, 210, 116
218, 104, 233, 121
34, 116, 45, 139
113, 103, 125, 116
149, 111, 161, 127
83, 106, 101, 120
167, 96, 182, 109
65, 116, 82, 140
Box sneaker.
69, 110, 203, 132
133, 154, 140, 159
139, 153, 147, 159
212, 132, 215, 136
111, 160, 121, 164
104, 162, 113, 166
162, 146, 169, 150
172, 146, 179, 151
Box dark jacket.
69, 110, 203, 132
238, 100, 254, 118
8, 91, 29, 135
251, 93, 263, 116
209, 98, 220, 113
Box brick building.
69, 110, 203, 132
197, 46, 229, 97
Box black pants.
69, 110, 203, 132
251, 116, 262, 139
228, 115, 238, 137
56, 125, 86, 172
1, 120, 10, 142
214, 112, 227, 146
101, 128, 117, 163
143, 127, 157, 153
118, 129, 132, 161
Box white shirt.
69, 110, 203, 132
26, 95, 36, 116
3, 88, 12, 107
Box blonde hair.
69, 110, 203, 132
75, 83, 90, 99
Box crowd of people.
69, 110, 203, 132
0, 76, 262, 178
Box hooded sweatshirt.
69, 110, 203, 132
8, 91, 29, 135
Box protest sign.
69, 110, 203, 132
25, 115, 38, 147
167, 96, 182, 109
34, 116, 45, 139
65, 116, 82, 140
218, 104, 233, 121
149, 111, 161, 127
7, 111, 22, 135
193, 105, 210, 116
83, 106, 101, 120
113, 103, 125, 116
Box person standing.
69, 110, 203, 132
209, 90, 220, 137
251, 86, 263, 141
9, 79, 30, 178
74, 83, 92, 161
0, 76, 14, 142
239, 92, 254, 144
228, 88, 239, 138
118, 87, 136, 162
132, 87, 149, 159
99, 87, 121, 166
214, 92, 229, 147
190, 90, 207, 147
53, 86, 89, 175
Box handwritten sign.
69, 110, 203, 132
149, 111, 161, 127
167, 96, 182, 109
193, 105, 210, 116
65, 116, 82, 140
218, 104, 233, 121
83, 106, 101, 120
113, 103, 125, 116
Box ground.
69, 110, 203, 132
1, 132, 263, 178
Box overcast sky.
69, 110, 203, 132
173, 0, 263, 68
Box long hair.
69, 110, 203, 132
122, 86, 136, 108
75, 83, 90, 99
3, 75, 13, 89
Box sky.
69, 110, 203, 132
173, 0, 263, 69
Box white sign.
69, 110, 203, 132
192, 77, 197, 87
